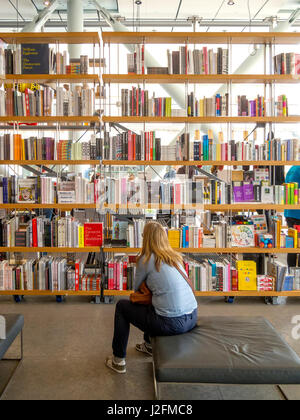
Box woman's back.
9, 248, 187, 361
134, 254, 197, 318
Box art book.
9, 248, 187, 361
17, 179, 36, 203
231, 224, 255, 247
84, 223, 103, 247
237, 260, 257, 291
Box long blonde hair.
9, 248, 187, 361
137, 221, 183, 272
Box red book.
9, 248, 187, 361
84, 223, 103, 247
108, 261, 114, 290
295, 54, 300, 75
133, 134, 136, 160
24, 88, 30, 116
150, 132, 153, 161
75, 259, 80, 291
32, 218, 38, 247
123, 261, 128, 290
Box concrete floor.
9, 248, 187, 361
1, 295, 300, 400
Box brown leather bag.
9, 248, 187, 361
130, 280, 152, 305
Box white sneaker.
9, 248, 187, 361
135, 342, 152, 356
105, 356, 126, 374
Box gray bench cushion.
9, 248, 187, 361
0, 314, 24, 360
152, 316, 300, 384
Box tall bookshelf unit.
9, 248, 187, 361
100, 31, 300, 299
0, 32, 103, 299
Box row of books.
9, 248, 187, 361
0, 86, 54, 117
104, 257, 135, 291
166, 46, 229, 75
0, 134, 102, 161
120, 88, 172, 117
276, 94, 289, 117
273, 52, 300, 75
102, 177, 230, 206
0, 175, 100, 204
187, 93, 229, 117
0, 45, 70, 75
0, 216, 103, 248
192, 134, 300, 162
232, 181, 300, 204
56, 86, 95, 117
127, 45, 145, 75
237, 95, 265, 117
270, 218, 300, 249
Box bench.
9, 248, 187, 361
151, 316, 300, 400
0, 314, 24, 398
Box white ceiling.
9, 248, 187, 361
0, 0, 299, 24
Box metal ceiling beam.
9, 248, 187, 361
2, 18, 300, 28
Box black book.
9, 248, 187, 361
21, 44, 50, 74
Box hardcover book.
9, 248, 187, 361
84, 223, 103, 247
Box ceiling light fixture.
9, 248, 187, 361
227, 0, 235, 5
44, 0, 50, 6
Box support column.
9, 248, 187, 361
67, 0, 84, 59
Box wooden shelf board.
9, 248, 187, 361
102, 116, 300, 123
0, 247, 100, 253
1, 290, 300, 297
0, 116, 100, 123
0, 290, 100, 296
102, 31, 300, 45
1, 160, 100, 165
0, 32, 100, 45
0, 203, 97, 210
103, 247, 300, 254
4, 74, 100, 83
102, 160, 300, 166
102, 203, 299, 211
102, 74, 300, 84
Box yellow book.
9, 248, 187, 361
216, 143, 221, 161
21, 138, 25, 160
199, 99, 204, 117
288, 228, 298, 249
78, 225, 84, 248
168, 229, 180, 248
237, 260, 257, 291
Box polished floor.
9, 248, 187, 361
1, 295, 300, 400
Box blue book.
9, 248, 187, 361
286, 236, 294, 248
2, 177, 8, 203
281, 275, 294, 291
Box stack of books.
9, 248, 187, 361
121, 88, 172, 117
237, 95, 265, 117
187, 92, 229, 117
167, 46, 229, 75
273, 52, 300, 75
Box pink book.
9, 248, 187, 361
116, 262, 120, 290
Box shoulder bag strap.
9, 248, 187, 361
175, 265, 196, 295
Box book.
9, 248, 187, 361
84, 223, 103, 247
237, 260, 257, 291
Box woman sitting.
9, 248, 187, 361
106, 221, 198, 373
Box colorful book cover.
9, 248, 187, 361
231, 224, 255, 247
84, 222, 103, 247
237, 260, 257, 291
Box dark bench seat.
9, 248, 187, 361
151, 317, 300, 399
0, 314, 24, 397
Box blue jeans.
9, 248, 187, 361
112, 299, 197, 358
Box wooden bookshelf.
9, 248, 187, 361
102, 203, 299, 211
103, 74, 300, 84
102, 116, 300, 124
0, 116, 100, 123
0, 204, 97, 210
102, 160, 300, 166
4, 74, 101, 83
0, 32, 101, 45
102, 31, 300, 45
0, 290, 101, 296
1, 289, 299, 297
0, 247, 100, 253
1, 160, 100, 166
102, 247, 300, 254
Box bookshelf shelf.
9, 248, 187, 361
0, 247, 100, 253
102, 31, 300, 45
0, 204, 97, 210
103, 74, 300, 84
0, 32, 101, 45
1, 160, 100, 166
102, 160, 300, 166
102, 203, 299, 211
0, 116, 100, 123
102, 247, 300, 254
102, 116, 300, 124
1, 289, 299, 297
4, 74, 101, 83
0, 290, 101, 296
